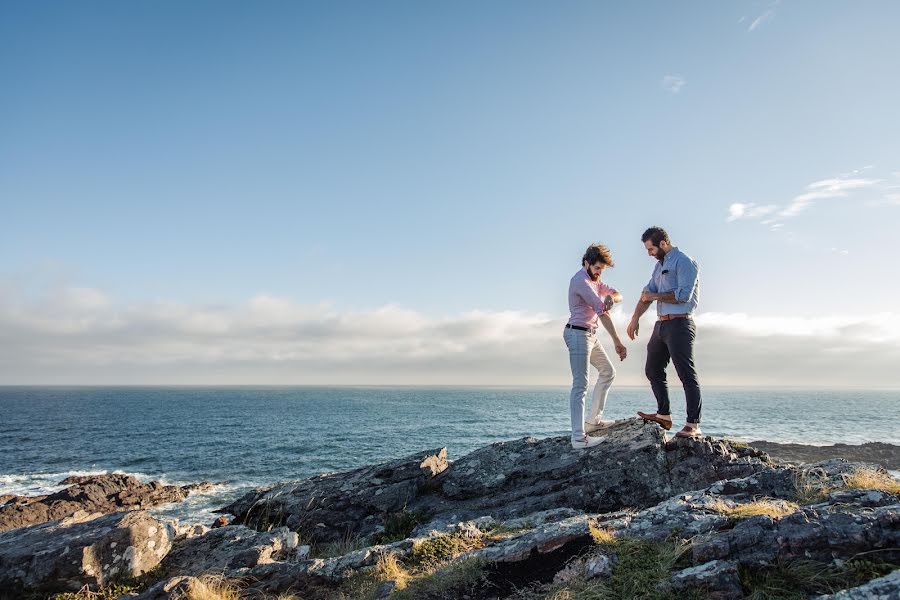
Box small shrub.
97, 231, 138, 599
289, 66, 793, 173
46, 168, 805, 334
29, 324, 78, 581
51, 584, 139, 600
371, 509, 430, 545
408, 533, 481, 566
793, 472, 832, 505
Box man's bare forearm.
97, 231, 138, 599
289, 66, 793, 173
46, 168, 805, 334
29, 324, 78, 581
598, 313, 621, 343
631, 299, 653, 322
644, 291, 678, 304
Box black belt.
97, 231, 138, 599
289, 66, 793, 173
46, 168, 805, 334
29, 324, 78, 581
565, 324, 596, 333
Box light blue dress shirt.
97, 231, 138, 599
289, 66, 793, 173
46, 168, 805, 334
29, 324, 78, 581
643, 247, 700, 317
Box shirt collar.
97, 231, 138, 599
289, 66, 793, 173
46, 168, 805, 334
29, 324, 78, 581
663, 247, 680, 266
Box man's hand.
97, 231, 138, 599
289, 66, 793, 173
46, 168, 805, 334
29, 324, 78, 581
603, 295, 615, 312
640, 291, 656, 303
614, 340, 627, 361
626, 319, 639, 340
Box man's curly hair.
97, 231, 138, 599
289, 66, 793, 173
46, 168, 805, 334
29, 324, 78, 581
582, 244, 614, 267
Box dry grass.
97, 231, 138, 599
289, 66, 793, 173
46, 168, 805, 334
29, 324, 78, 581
844, 468, 900, 494
174, 574, 241, 600
710, 497, 799, 519
588, 523, 616, 546
375, 553, 410, 590
343, 552, 411, 599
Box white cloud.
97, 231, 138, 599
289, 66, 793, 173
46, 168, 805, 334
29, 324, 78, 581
1, 283, 899, 387
727, 171, 884, 224
661, 74, 686, 94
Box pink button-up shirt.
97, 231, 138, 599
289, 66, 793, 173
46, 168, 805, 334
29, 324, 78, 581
567, 267, 617, 329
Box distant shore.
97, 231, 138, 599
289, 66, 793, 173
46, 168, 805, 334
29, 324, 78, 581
749, 440, 900, 470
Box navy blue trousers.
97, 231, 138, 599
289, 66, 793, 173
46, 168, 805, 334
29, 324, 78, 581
645, 317, 702, 423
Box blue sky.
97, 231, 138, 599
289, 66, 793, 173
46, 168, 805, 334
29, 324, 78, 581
1, 1, 899, 385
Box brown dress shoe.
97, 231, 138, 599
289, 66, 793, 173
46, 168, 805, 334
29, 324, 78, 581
637, 411, 673, 430
674, 424, 703, 439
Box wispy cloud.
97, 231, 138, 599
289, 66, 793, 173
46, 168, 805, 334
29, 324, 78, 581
1, 282, 899, 386
779, 176, 881, 217
726, 203, 778, 222
727, 169, 884, 225
661, 74, 686, 94
748, 9, 775, 31
747, 0, 781, 32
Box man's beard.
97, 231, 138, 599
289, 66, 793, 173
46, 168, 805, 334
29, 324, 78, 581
655, 247, 667, 263
588, 270, 600, 281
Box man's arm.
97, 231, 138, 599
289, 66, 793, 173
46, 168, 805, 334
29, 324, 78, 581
599, 313, 627, 360
640, 258, 699, 305
627, 276, 657, 339
640, 291, 677, 304
574, 276, 608, 317
626, 298, 653, 340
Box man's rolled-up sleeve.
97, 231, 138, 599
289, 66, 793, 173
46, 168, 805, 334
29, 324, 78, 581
576, 277, 607, 315
643, 277, 658, 294
674, 258, 699, 303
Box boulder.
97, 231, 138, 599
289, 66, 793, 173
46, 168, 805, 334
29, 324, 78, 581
0, 510, 173, 597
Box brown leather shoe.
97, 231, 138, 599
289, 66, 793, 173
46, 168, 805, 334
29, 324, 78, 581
637, 411, 673, 430
674, 424, 703, 439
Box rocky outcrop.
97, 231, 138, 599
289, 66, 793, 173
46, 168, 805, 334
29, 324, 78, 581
0, 510, 173, 597
220, 447, 449, 543
2, 417, 898, 599
222, 419, 770, 545
0, 473, 212, 532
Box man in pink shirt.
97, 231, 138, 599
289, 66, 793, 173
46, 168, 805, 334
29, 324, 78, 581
565, 244, 627, 449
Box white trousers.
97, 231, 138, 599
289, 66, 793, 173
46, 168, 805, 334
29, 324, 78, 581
564, 327, 616, 440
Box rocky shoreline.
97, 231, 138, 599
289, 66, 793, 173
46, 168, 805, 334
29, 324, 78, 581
1, 419, 898, 599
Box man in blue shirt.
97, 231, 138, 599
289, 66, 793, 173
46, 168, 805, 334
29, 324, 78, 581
626, 226, 703, 439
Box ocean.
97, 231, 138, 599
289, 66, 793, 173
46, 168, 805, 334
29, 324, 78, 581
1, 386, 896, 524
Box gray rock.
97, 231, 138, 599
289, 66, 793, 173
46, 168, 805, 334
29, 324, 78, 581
691, 493, 900, 566
814, 568, 900, 599
667, 560, 743, 599
159, 524, 298, 577
220, 448, 448, 544
0, 510, 173, 596
585, 554, 614, 579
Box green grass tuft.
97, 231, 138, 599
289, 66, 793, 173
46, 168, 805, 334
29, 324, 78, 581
740, 558, 899, 599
